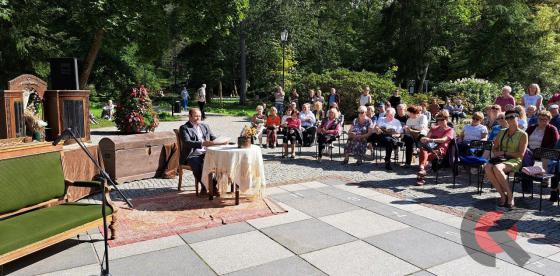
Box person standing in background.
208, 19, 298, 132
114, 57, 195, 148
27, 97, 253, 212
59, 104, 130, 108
197, 84, 207, 120
359, 86, 372, 107
181, 86, 189, 112
494, 85, 516, 111
389, 89, 401, 109
274, 86, 285, 116
327, 88, 340, 107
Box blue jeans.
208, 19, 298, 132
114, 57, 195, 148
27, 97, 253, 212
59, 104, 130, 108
275, 103, 284, 115
182, 99, 188, 111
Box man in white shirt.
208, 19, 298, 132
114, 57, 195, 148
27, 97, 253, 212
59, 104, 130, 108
371, 108, 403, 170
179, 108, 227, 194
299, 103, 317, 146
197, 84, 207, 120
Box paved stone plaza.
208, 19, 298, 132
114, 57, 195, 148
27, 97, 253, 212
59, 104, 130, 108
4, 113, 560, 276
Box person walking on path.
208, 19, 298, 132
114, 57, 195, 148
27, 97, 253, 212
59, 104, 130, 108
197, 84, 207, 120
181, 86, 189, 112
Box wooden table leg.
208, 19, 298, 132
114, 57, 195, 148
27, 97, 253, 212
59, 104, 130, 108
208, 173, 214, 201
235, 184, 240, 205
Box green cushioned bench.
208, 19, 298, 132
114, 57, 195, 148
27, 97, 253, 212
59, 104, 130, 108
0, 151, 116, 265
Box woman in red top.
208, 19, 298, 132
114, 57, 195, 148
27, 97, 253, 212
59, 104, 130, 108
416, 112, 455, 186
283, 109, 301, 158
265, 107, 281, 148
494, 85, 516, 111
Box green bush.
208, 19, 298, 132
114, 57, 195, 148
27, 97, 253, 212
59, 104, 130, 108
432, 78, 501, 112
296, 68, 398, 119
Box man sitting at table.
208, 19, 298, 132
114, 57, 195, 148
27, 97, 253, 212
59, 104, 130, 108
180, 108, 227, 194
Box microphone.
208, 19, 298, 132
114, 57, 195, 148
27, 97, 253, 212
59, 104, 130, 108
52, 128, 74, 146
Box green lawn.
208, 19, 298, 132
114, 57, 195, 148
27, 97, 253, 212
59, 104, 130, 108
89, 98, 255, 129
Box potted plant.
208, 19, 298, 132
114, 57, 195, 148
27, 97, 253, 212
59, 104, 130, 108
114, 85, 159, 134
238, 126, 257, 148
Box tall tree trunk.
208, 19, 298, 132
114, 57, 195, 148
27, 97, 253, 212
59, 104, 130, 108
239, 20, 247, 105
218, 80, 223, 106
418, 63, 430, 93
79, 28, 105, 89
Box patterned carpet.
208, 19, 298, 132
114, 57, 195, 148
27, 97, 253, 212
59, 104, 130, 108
103, 191, 285, 247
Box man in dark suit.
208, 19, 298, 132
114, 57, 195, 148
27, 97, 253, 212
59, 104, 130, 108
180, 108, 227, 193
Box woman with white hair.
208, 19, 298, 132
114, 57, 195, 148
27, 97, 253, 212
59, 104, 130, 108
372, 107, 403, 170
343, 106, 374, 165
251, 105, 267, 146
317, 108, 342, 160
494, 85, 515, 111
521, 83, 543, 111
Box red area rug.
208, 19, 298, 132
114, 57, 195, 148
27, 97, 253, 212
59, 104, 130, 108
104, 191, 285, 247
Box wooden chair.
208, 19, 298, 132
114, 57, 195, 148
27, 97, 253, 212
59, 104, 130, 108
173, 129, 200, 195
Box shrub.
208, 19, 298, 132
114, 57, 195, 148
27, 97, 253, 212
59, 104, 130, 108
114, 85, 159, 133
296, 68, 398, 119
432, 78, 501, 112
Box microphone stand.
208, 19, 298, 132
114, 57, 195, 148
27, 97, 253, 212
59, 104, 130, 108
58, 129, 133, 276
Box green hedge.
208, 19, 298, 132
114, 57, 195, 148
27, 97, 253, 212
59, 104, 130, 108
432, 78, 501, 112
295, 68, 398, 119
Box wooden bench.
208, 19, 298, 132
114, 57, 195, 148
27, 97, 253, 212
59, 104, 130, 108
0, 149, 115, 265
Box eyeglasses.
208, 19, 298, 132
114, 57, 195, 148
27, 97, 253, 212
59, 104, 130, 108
472, 117, 481, 121
505, 115, 517, 120
539, 116, 550, 120
358, 111, 365, 114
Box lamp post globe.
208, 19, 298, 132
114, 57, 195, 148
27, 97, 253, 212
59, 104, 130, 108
280, 29, 288, 91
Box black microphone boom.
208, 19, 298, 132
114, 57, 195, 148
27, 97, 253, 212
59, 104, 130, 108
52, 128, 74, 146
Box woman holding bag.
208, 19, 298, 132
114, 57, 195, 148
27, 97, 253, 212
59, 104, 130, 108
484, 110, 528, 209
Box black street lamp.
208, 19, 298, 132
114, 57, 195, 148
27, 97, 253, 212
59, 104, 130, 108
280, 29, 288, 91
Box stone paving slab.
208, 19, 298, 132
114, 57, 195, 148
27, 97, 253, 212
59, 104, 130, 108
276, 194, 360, 218
4, 239, 97, 276
180, 222, 255, 244
427, 252, 539, 276
225, 256, 327, 276
108, 245, 216, 276
190, 231, 293, 275
319, 209, 409, 238
523, 257, 560, 276
364, 227, 468, 269
260, 218, 357, 254
92, 234, 185, 261
37, 264, 100, 276
301, 240, 420, 276
246, 201, 311, 229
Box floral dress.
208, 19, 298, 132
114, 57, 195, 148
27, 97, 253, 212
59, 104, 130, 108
345, 118, 373, 159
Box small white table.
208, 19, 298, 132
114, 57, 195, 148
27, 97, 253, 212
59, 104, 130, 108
201, 145, 266, 204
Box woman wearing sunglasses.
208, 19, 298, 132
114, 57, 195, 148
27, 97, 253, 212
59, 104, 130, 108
416, 112, 454, 185
484, 110, 528, 209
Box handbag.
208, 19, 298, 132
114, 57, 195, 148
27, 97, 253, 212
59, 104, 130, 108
522, 166, 546, 176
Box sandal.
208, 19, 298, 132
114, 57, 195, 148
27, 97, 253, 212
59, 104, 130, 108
416, 177, 425, 186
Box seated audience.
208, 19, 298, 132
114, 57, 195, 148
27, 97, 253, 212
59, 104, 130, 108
365, 105, 376, 120
371, 107, 403, 170
265, 107, 281, 148
299, 103, 317, 146
450, 99, 466, 124
343, 106, 374, 165
484, 110, 527, 209
526, 111, 559, 151
515, 105, 528, 130
548, 90, 560, 108
488, 112, 508, 141
549, 104, 560, 131
289, 88, 299, 108
428, 99, 440, 118
317, 108, 343, 160
402, 105, 429, 167
395, 104, 408, 125
251, 105, 267, 146
374, 103, 386, 121
483, 105, 501, 130
180, 108, 228, 194
458, 112, 488, 155
421, 102, 432, 122
101, 100, 115, 120
312, 89, 324, 104
527, 105, 538, 126
282, 109, 302, 158
416, 112, 454, 186
389, 89, 401, 108
313, 101, 325, 123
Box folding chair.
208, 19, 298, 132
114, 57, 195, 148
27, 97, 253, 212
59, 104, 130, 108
516, 147, 560, 211
452, 140, 492, 193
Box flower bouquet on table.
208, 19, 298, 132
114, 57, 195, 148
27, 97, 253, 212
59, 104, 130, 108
238, 126, 257, 148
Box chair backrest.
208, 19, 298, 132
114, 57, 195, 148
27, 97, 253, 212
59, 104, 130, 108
0, 151, 66, 214
533, 147, 560, 161
173, 129, 184, 156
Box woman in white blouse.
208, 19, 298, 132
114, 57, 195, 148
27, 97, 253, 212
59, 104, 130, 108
521, 83, 543, 110
402, 105, 429, 167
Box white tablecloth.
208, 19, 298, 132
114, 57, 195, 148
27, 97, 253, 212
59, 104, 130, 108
201, 145, 266, 196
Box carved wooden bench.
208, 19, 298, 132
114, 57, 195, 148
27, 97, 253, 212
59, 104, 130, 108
0, 149, 116, 265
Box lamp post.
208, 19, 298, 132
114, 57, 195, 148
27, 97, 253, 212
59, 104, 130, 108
280, 29, 288, 91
